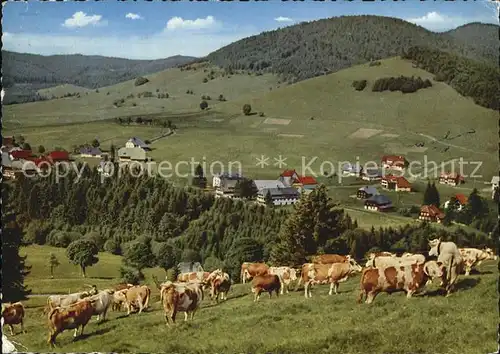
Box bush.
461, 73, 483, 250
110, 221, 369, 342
203, 78, 208, 83
104, 239, 122, 255
242, 104, 252, 116
200, 100, 208, 110
203, 256, 224, 272
352, 80, 367, 91
165, 268, 178, 282
84, 231, 106, 251
369, 61, 381, 67
23, 220, 52, 245
135, 77, 149, 87
372, 76, 430, 94
120, 266, 144, 285
47, 231, 80, 248
259, 112, 265, 117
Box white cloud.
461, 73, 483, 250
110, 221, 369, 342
62, 11, 104, 28
274, 16, 293, 23
165, 16, 217, 31
125, 13, 143, 20
2, 28, 255, 60
406, 11, 475, 31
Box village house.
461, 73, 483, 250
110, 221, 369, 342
46, 151, 71, 164
9, 149, 33, 161
212, 173, 243, 188
439, 172, 464, 186
79, 146, 103, 158
215, 178, 239, 199
419, 205, 445, 223
125, 137, 150, 151
253, 180, 286, 192
341, 162, 363, 177
293, 176, 318, 192
357, 186, 378, 199
364, 194, 393, 212
381, 155, 408, 171
117, 147, 151, 163
381, 175, 412, 192
2, 152, 38, 179
362, 167, 383, 181
279, 169, 299, 187
257, 187, 300, 206
444, 194, 468, 211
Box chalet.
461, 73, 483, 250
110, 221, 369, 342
381, 175, 412, 192
279, 169, 299, 187
444, 194, 468, 211
364, 194, 393, 212
362, 168, 383, 181
215, 178, 239, 199
253, 180, 286, 192
341, 162, 363, 177
47, 151, 71, 163
357, 186, 378, 199
125, 137, 150, 151
80, 147, 103, 158
9, 150, 33, 161
212, 173, 243, 188
491, 176, 499, 191
257, 187, 300, 206
439, 172, 464, 186
381, 155, 407, 171
293, 176, 318, 192
117, 147, 151, 162
419, 205, 445, 223
2, 153, 38, 179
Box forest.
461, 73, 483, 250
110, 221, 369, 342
5, 165, 496, 283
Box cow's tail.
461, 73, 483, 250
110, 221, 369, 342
294, 272, 303, 291
357, 269, 367, 304
144, 287, 151, 309
240, 267, 245, 284
447, 255, 454, 284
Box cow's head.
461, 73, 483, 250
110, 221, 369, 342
114, 289, 128, 302
428, 238, 441, 257
348, 258, 363, 273
483, 248, 497, 260
288, 268, 298, 282
365, 257, 375, 268
423, 261, 444, 279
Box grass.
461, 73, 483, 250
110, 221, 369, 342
8, 245, 498, 353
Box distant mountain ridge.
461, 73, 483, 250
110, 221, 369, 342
2, 51, 197, 104
205, 16, 498, 83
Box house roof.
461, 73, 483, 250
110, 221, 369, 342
254, 180, 285, 191
10, 150, 33, 160
216, 173, 243, 180
259, 187, 300, 198
48, 151, 70, 160
440, 172, 464, 181
118, 147, 147, 160
382, 175, 411, 188
280, 169, 297, 177
295, 176, 318, 185
420, 205, 445, 218
128, 137, 149, 148
80, 147, 102, 155
365, 194, 392, 205
454, 194, 468, 205
382, 155, 406, 162
358, 186, 379, 195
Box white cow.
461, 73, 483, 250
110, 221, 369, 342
268, 267, 298, 294
86, 289, 114, 322
428, 238, 463, 296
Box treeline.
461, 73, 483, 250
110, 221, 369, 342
372, 75, 432, 93
8, 169, 496, 282
402, 46, 500, 110
206, 16, 497, 84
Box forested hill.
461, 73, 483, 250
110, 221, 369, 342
2, 51, 196, 89
205, 16, 498, 83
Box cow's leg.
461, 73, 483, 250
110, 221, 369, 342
9, 324, 14, 336
48, 330, 57, 347
308, 283, 313, 298
21, 319, 26, 334
138, 298, 144, 314
184, 312, 188, 322
464, 263, 471, 276
73, 328, 79, 338
334, 282, 339, 294
328, 282, 334, 296
365, 292, 376, 304
406, 290, 415, 299
357, 289, 365, 304
304, 282, 309, 299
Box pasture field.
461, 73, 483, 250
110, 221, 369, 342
8, 245, 499, 353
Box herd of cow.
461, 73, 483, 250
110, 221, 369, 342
1, 238, 496, 350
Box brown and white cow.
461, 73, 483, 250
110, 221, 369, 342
357, 261, 445, 304
206, 269, 231, 302
47, 299, 96, 347
251, 274, 281, 302
160, 281, 204, 325
112, 284, 134, 311
300, 258, 363, 298
113, 285, 151, 315
177, 271, 210, 283
365, 254, 425, 268
311, 254, 350, 264
1, 302, 26, 336
46, 285, 98, 313
86, 289, 114, 322
241, 262, 269, 284
268, 267, 297, 294
459, 247, 497, 276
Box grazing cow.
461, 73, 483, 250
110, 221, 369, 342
300, 258, 363, 298
47, 299, 96, 347
86, 289, 114, 322
112, 284, 134, 311
357, 261, 445, 304
206, 269, 231, 302
268, 267, 297, 294
365, 255, 425, 268
311, 254, 350, 264
114, 285, 151, 315
1, 302, 26, 336
240, 262, 269, 284
177, 272, 210, 283
459, 247, 497, 275
401, 253, 426, 264
160, 281, 204, 324
428, 238, 463, 296
46, 285, 98, 312
251, 274, 281, 302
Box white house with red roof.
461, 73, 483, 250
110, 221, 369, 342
381, 175, 412, 192
279, 169, 300, 187
444, 194, 468, 211
381, 155, 407, 171
439, 172, 464, 186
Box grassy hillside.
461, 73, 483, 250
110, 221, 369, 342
2, 50, 196, 104
445, 22, 499, 60
11, 245, 500, 353
205, 16, 498, 83
37, 84, 91, 99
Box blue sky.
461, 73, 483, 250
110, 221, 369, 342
3, 0, 498, 59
